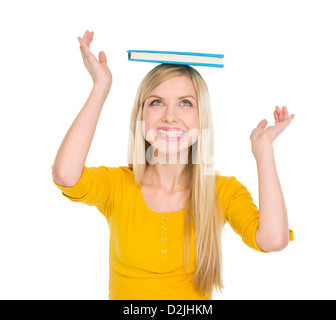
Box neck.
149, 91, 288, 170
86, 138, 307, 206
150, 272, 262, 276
144, 148, 191, 193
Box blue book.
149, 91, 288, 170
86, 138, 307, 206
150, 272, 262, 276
127, 50, 224, 68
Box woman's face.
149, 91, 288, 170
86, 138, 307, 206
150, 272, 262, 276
142, 75, 199, 162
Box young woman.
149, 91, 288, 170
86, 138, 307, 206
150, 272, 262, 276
51, 30, 294, 300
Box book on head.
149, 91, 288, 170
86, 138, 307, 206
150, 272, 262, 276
127, 50, 224, 68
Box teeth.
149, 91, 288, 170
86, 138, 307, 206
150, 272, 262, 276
158, 129, 184, 137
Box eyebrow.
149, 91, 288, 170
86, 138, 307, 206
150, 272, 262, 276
147, 95, 197, 101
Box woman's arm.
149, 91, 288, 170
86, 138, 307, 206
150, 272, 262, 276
250, 106, 295, 252
254, 143, 289, 251
52, 84, 109, 186
52, 30, 112, 187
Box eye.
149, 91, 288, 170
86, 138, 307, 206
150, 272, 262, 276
150, 99, 163, 106
181, 100, 192, 107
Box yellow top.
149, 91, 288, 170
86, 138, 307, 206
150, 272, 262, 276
51, 165, 293, 300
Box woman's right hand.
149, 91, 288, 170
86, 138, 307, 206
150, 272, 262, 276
77, 30, 112, 90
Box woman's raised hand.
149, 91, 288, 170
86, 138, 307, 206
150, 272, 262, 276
77, 30, 112, 91
250, 106, 295, 160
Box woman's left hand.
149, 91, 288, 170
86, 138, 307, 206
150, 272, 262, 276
250, 106, 295, 159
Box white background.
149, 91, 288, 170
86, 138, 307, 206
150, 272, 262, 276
0, 0, 335, 300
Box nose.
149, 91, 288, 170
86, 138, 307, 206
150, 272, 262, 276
162, 104, 179, 123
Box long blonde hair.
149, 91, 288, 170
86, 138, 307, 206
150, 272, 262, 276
127, 63, 225, 297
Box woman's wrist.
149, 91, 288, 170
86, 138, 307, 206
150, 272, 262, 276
93, 81, 112, 97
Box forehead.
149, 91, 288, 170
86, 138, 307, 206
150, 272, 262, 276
149, 75, 196, 97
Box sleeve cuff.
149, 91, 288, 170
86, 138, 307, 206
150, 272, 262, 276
52, 166, 91, 200
289, 229, 294, 241
244, 219, 294, 253
247, 218, 270, 253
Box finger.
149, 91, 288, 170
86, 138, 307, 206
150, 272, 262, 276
274, 110, 279, 124
282, 106, 289, 120
257, 119, 268, 129
275, 106, 283, 121
79, 46, 85, 60
88, 31, 94, 46
82, 30, 89, 45
79, 46, 88, 66
77, 37, 91, 56
88, 31, 94, 42
98, 51, 107, 66
83, 30, 90, 39
83, 30, 93, 48
282, 113, 295, 129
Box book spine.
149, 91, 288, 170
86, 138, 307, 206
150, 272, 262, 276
128, 58, 224, 68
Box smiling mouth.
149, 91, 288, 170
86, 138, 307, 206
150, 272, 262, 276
155, 128, 187, 141
156, 128, 185, 137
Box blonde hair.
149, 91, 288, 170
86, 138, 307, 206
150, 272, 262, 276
127, 63, 225, 297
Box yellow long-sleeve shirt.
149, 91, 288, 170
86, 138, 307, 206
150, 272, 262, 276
51, 165, 293, 300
